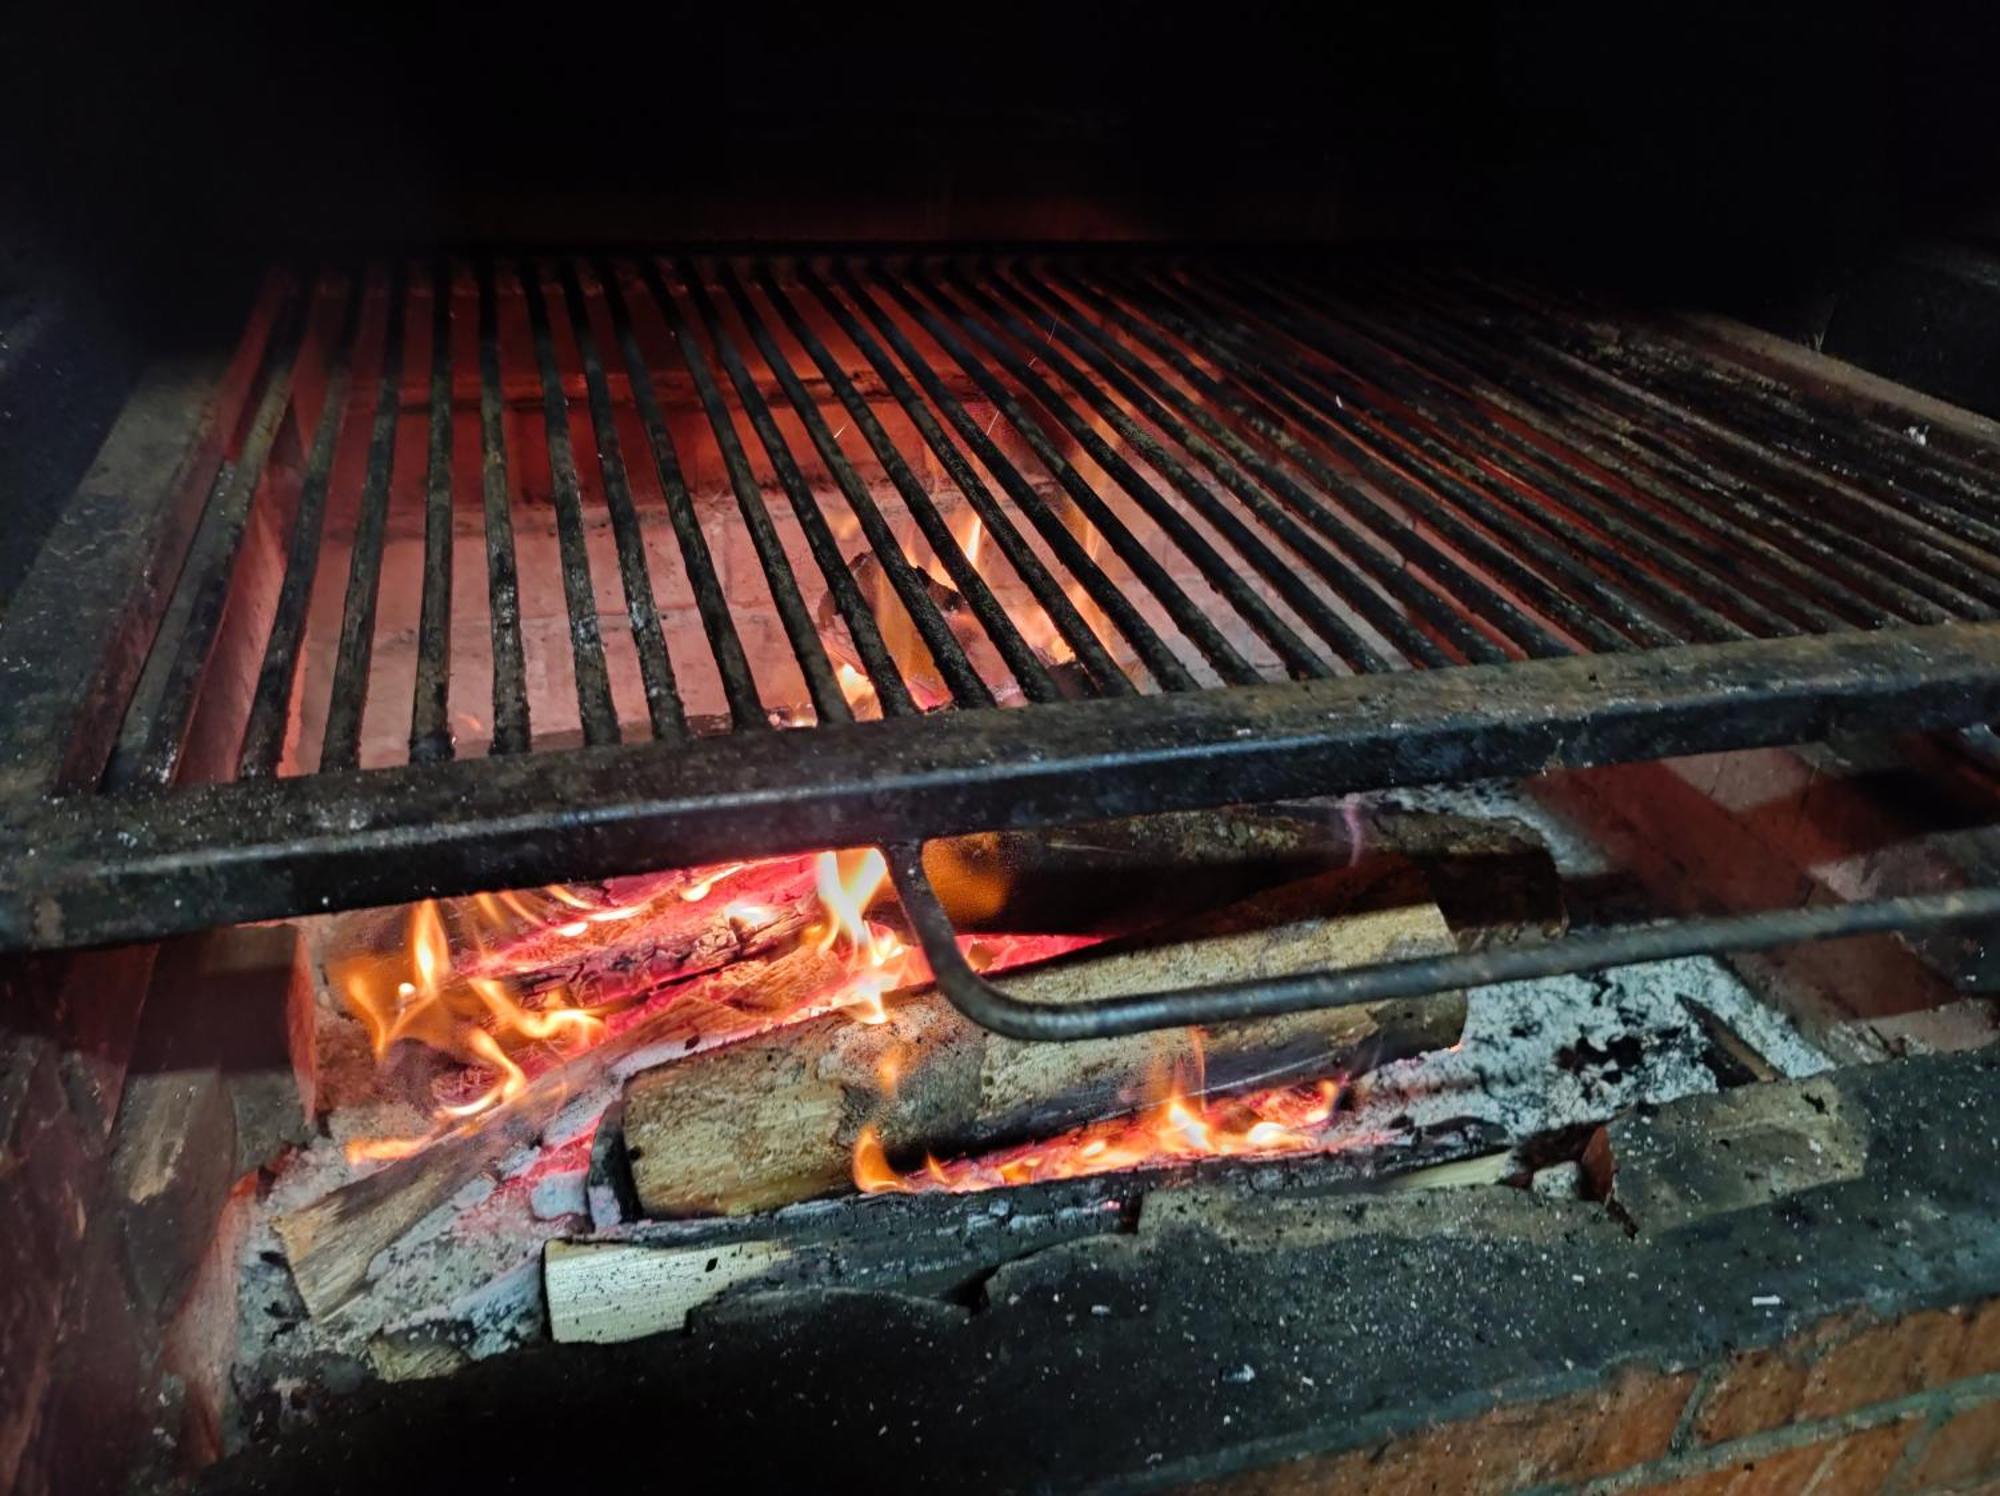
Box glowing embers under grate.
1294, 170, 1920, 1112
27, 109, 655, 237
323, 841, 1397, 1198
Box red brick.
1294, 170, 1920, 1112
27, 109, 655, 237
1955, 1299, 2000, 1381
1808, 1417, 1924, 1492
1901, 1401, 2000, 1492
1624, 1419, 1919, 1496
1728, 1439, 1832, 1495
1797, 1309, 1967, 1421
1692, 1308, 1972, 1446
1194, 1367, 1695, 1495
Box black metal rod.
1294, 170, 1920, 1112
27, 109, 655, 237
1403, 270, 1992, 623
753, 263, 1063, 704
818, 262, 1179, 691
1465, 270, 2000, 533
1325, 273, 1891, 632
1090, 266, 1568, 661
634, 259, 852, 725
320, 268, 412, 771
1007, 262, 1451, 670
1151, 267, 1673, 654
127, 293, 311, 788
795, 262, 1132, 696
889, 838, 2000, 1040
949, 264, 1384, 675
1040, 263, 1509, 667
16, 621, 2000, 951
559, 259, 687, 743
1210, 267, 1757, 647
519, 259, 620, 749
673, 256, 918, 717
713, 260, 994, 710
477, 259, 532, 755
906, 267, 1302, 683
237, 277, 366, 778
796, 262, 1144, 696
409, 262, 457, 765
597, 259, 768, 732
1254, 268, 1832, 640
864, 264, 1248, 686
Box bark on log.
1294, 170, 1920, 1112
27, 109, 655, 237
622, 859, 1466, 1218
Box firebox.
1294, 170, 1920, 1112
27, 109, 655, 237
8, 8, 2000, 1495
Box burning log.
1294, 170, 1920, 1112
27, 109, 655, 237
546, 1120, 1501, 1344
275, 933, 853, 1319
620, 859, 1466, 1218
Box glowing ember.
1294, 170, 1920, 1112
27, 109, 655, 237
853, 1076, 1347, 1195
680, 863, 747, 902
335, 845, 937, 1162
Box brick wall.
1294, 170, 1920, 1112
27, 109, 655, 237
1202, 1305, 2000, 1494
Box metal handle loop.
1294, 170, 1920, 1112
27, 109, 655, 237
886, 840, 2000, 1042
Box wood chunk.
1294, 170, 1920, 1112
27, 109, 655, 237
548, 1123, 1499, 1344
623, 859, 1466, 1218
274, 937, 844, 1320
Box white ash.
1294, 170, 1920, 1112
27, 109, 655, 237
1349, 954, 1828, 1158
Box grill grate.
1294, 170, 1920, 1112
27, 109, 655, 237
6, 253, 2000, 969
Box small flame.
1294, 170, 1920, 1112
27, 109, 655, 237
851, 1124, 902, 1192
813, 849, 915, 1021
343, 1136, 432, 1166
681, 863, 748, 902
854, 1074, 1348, 1195
835, 661, 877, 711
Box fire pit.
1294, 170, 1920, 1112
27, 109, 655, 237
8, 247, 2000, 1496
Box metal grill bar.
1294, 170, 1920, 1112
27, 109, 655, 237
1385, 270, 1989, 623
476, 260, 531, 755
8, 249, 2000, 1010
999, 264, 1440, 669
713, 261, 995, 709
125, 296, 312, 789
1210, 268, 1757, 646
409, 263, 457, 765
953, 265, 1388, 674
598, 262, 767, 732
558, 260, 686, 743
874, 268, 1257, 684
520, 260, 619, 748
1315, 275, 1895, 631
645, 260, 856, 724
1038, 265, 1505, 666
1251, 269, 1834, 638
750, 265, 1062, 704
819, 263, 1182, 690
791, 265, 1131, 696
236, 278, 366, 778
319, 269, 411, 771
1093, 265, 1569, 660
1458, 271, 2000, 609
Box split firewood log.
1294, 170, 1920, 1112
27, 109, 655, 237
621, 857, 1466, 1217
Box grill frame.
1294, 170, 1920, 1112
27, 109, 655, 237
6, 251, 2000, 970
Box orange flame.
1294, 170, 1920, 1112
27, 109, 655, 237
336, 897, 616, 1134
812, 849, 915, 1021
854, 1076, 1346, 1195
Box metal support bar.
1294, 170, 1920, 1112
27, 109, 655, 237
886, 838, 2000, 1040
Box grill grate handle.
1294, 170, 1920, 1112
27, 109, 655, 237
885, 839, 2000, 1041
